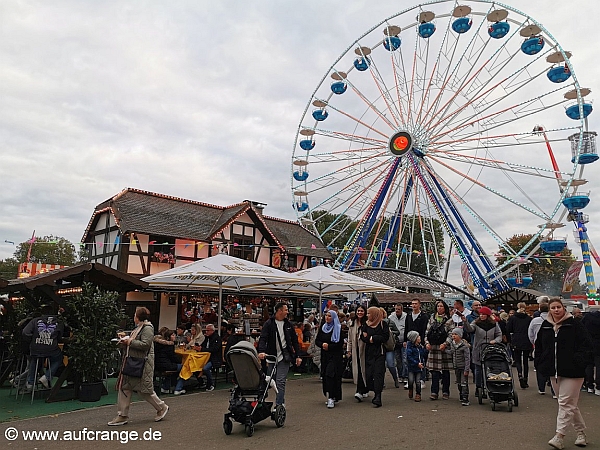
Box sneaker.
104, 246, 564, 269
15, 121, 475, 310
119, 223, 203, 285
206, 385, 215, 392
539, 390, 546, 395
39, 375, 50, 389
327, 398, 335, 409
408, 389, 413, 399
108, 415, 128, 426
595, 389, 600, 396
420, 380, 426, 388
155, 405, 169, 422
575, 431, 587, 447
173, 389, 186, 395
414, 394, 421, 402
394, 379, 400, 388
404, 382, 409, 390
461, 400, 470, 406
354, 392, 363, 402
587, 387, 594, 393
548, 435, 564, 450
362, 393, 369, 398
430, 393, 438, 400
160, 388, 171, 394
442, 393, 449, 400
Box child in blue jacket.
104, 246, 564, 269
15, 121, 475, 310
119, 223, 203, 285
406, 330, 427, 401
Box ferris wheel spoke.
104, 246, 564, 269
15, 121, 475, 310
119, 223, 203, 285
347, 82, 399, 130
366, 55, 404, 126
308, 127, 387, 147
427, 154, 551, 220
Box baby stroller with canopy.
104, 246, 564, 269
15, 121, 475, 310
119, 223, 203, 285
478, 343, 519, 411
223, 341, 286, 437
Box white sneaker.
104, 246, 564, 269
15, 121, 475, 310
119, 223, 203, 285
548, 435, 564, 450
587, 387, 594, 393
39, 375, 50, 389
173, 389, 186, 395
354, 392, 363, 402
575, 432, 587, 447
595, 389, 600, 396
362, 393, 369, 398
160, 388, 170, 394
327, 398, 335, 408
420, 380, 426, 388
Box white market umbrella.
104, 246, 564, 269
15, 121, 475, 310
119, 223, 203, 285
141, 253, 305, 332
273, 265, 397, 314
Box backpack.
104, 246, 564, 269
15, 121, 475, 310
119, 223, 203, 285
427, 321, 448, 345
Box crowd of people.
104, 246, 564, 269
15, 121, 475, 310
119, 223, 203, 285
300, 297, 598, 450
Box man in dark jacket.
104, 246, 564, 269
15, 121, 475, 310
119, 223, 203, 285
403, 299, 429, 383
582, 308, 600, 395
200, 324, 222, 391
22, 305, 65, 390
507, 303, 533, 388
258, 303, 301, 406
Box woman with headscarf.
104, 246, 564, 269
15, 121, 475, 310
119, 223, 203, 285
316, 310, 344, 408
535, 298, 593, 449
463, 306, 502, 399
347, 305, 368, 401
425, 300, 454, 400
360, 306, 390, 407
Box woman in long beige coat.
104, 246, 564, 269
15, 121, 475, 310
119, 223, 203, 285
347, 305, 368, 401
108, 307, 169, 426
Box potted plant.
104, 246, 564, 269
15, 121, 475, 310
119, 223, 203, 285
64, 283, 125, 402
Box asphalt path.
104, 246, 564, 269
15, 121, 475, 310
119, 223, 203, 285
2, 372, 599, 450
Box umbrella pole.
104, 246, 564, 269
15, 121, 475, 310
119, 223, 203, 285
217, 281, 223, 336
318, 291, 323, 317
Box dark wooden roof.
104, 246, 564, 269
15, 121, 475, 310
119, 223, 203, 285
373, 292, 436, 304
2, 262, 148, 295
0, 278, 7, 289
82, 188, 332, 258
485, 287, 547, 305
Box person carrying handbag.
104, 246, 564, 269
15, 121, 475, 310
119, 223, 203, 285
109, 307, 169, 426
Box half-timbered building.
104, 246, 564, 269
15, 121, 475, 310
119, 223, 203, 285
81, 188, 331, 328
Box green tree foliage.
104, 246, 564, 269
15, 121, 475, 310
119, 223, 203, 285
312, 210, 445, 277
0, 258, 19, 279
13, 235, 77, 266
495, 233, 582, 296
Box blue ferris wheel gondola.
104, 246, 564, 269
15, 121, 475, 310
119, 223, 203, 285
331, 81, 347, 94
296, 202, 308, 212
383, 36, 401, 51
312, 109, 328, 121
354, 57, 370, 71
488, 22, 510, 39
547, 65, 571, 83
521, 36, 544, 55
540, 240, 567, 253
563, 195, 590, 210
293, 171, 309, 182
299, 139, 315, 151
452, 17, 472, 34
418, 22, 436, 38
565, 103, 593, 120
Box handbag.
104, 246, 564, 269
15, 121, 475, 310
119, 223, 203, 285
121, 355, 146, 378
342, 356, 353, 379
276, 326, 293, 363
384, 331, 396, 352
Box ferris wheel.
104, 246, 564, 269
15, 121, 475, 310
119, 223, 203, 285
290, 0, 593, 299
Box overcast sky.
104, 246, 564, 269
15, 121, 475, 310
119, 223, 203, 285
1, 0, 599, 287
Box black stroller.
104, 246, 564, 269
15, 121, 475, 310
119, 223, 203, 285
478, 343, 519, 411
223, 341, 286, 437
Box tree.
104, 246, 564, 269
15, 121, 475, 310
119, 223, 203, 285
12, 235, 77, 266
0, 258, 19, 279
495, 234, 581, 296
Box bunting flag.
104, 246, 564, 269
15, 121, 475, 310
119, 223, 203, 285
562, 261, 584, 293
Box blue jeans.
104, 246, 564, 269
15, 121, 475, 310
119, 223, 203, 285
161, 363, 183, 391
385, 351, 398, 381
204, 361, 214, 388
408, 371, 422, 395
455, 369, 469, 402
268, 360, 291, 406
394, 344, 408, 378
431, 370, 450, 396
27, 353, 63, 386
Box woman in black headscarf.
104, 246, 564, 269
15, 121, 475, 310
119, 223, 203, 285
316, 310, 344, 408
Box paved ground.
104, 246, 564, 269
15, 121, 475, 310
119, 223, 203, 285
2, 371, 599, 450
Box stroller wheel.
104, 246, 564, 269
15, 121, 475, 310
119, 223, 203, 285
512, 389, 519, 407
507, 400, 513, 412
491, 401, 496, 411
273, 404, 286, 428
245, 421, 255, 437
223, 419, 233, 435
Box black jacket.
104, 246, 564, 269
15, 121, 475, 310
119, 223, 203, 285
534, 317, 593, 378
507, 312, 533, 350
154, 341, 180, 372
258, 317, 300, 361
22, 314, 64, 357
581, 311, 600, 356
201, 332, 223, 367
404, 311, 429, 342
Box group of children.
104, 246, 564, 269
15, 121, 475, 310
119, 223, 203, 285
405, 328, 471, 406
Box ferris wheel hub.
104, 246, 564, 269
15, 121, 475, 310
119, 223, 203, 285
388, 130, 414, 157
